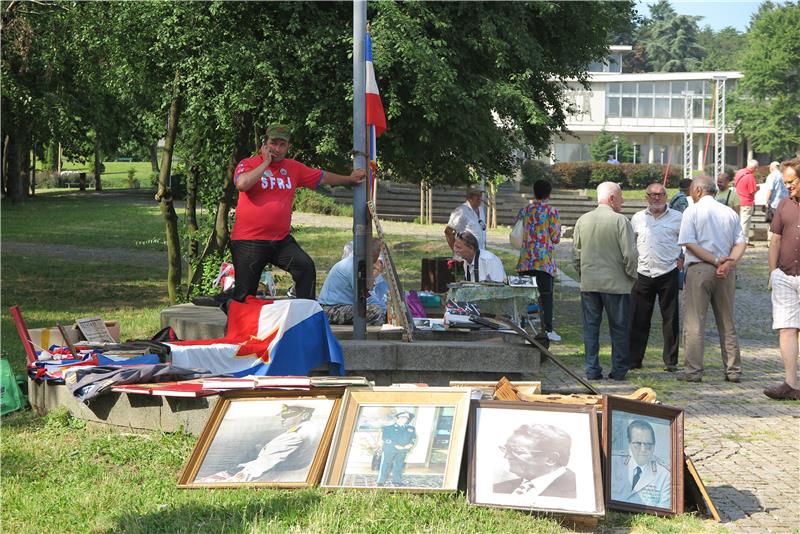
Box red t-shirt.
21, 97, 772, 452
230, 155, 323, 240
734, 168, 757, 206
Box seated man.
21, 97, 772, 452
453, 231, 506, 282
319, 238, 386, 325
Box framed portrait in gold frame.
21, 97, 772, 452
321, 387, 471, 491
177, 389, 342, 488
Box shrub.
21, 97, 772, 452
520, 160, 559, 187
552, 162, 592, 188
588, 163, 625, 187
589, 130, 634, 162
294, 188, 353, 216
621, 163, 674, 188
127, 167, 137, 188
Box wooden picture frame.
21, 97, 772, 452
602, 395, 684, 516
321, 387, 471, 491
684, 455, 721, 521
177, 389, 342, 488
467, 400, 605, 516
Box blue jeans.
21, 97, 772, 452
581, 292, 630, 379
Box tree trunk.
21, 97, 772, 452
6, 135, 24, 204
155, 72, 183, 305
2, 135, 9, 196
93, 135, 102, 191
185, 162, 200, 286
149, 143, 159, 173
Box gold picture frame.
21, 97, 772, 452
321, 387, 472, 491
177, 389, 342, 488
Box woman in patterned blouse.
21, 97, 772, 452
514, 180, 562, 341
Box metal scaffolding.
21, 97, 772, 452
713, 76, 727, 180
683, 90, 694, 181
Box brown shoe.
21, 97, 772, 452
676, 372, 702, 383
763, 382, 800, 400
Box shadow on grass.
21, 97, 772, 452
109, 491, 323, 533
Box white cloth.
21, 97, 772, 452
631, 207, 683, 277
462, 248, 506, 283
448, 201, 487, 250
678, 195, 745, 266
771, 268, 800, 330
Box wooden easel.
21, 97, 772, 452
368, 201, 415, 342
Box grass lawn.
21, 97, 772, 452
1, 192, 720, 533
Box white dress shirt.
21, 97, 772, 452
630, 207, 683, 277
462, 248, 506, 283
678, 195, 745, 266
448, 202, 487, 250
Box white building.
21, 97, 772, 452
550, 46, 750, 168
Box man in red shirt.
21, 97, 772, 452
230, 124, 365, 303
734, 159, 759, 245
764, 158, 800, 401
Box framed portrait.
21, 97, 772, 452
602, 395, 684, 516
467, 401, 605, 516
321, 387, 471, 491
177, 390, 342, 488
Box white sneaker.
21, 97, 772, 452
547, 330, 562, 342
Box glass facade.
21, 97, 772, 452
588, 54, 623, 74
606, 80, 713, 120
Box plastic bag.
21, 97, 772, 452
509, 219, 524, 249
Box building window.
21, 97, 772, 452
622, 97, 636, 118
607, 96, 620, 117
654, 98, 670, 118
671, 98, 684, 119
639, 97, 653, 118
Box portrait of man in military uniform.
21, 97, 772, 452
376, 410, 417, 487
610, 419, 672, 509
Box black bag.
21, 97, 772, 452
765, 205, 775, 223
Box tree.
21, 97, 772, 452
730, 2, 800, 158
589, 130, 634, 163
697, 26, 746, 71
645, 13, 705, 72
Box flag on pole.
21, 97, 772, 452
366, 30, 386, 202
365, 31, 386, 138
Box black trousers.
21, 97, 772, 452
519, 269, 554, 332
230, 236, 316, 302
629, 268, 679, 367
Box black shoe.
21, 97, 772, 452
607, 373, 627, 381
725, 375, 741, 383
676, 372, 701, 382
629, 364, 643, 370
663, 365, 680, 372
586, 374, 603, 381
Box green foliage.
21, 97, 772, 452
150, 172, 186, 200
703, 164, 736, 179
293, 188, 353, 217
588, 163, 625, 187
552, 162, 592, 188
697, 26, 746, 71
551, 162, 678, 188
589, 131, 634, 163
730, 2, 800, 158
520, 160, 559, 187
621, 163, 678, 188
645, 13, 705, 72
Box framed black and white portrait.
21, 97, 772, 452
321, 387, 471, 491
467, 401, 605, 516
177, 390, 341, 488
602, 396, 684, 516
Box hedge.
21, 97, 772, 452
548, 161, 680, 189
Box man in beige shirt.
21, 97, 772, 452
573, 182, 638, 381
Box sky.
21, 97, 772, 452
636, 0, 763, 32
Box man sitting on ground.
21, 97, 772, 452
318, 238, 386, 326
453, 231, 506, 283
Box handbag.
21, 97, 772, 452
509, 219, 524, 249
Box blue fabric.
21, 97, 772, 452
767, 170, 788, 209
369, 275, 388, 311
581, 292, 630, 379
266, 309, 345, 376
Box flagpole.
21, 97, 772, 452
352, 0, 369, 339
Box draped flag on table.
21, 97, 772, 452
366, 30, 386, 200
168, 297, 345, 377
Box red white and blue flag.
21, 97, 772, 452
366, 30, 386, 200
168, 298, 344, 377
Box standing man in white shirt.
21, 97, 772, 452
629, 183, 684, 372
445, 186, 487, 252
677, 175, 747, 382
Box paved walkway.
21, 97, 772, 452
538, 241, 799, 533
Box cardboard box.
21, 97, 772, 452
27, 321, 120, 350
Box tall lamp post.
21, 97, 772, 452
613, 135, 619, 162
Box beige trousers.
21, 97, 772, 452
740, 205, 754, 243
682, 263, 741, 378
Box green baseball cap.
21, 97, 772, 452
266, 124, 291, 141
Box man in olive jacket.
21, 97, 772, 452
573, 182, 638, 381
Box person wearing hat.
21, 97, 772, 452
229, 403, 319, 483
445, 186, 487, 252
376, 410, 417, 487
229, 124, 366, 303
